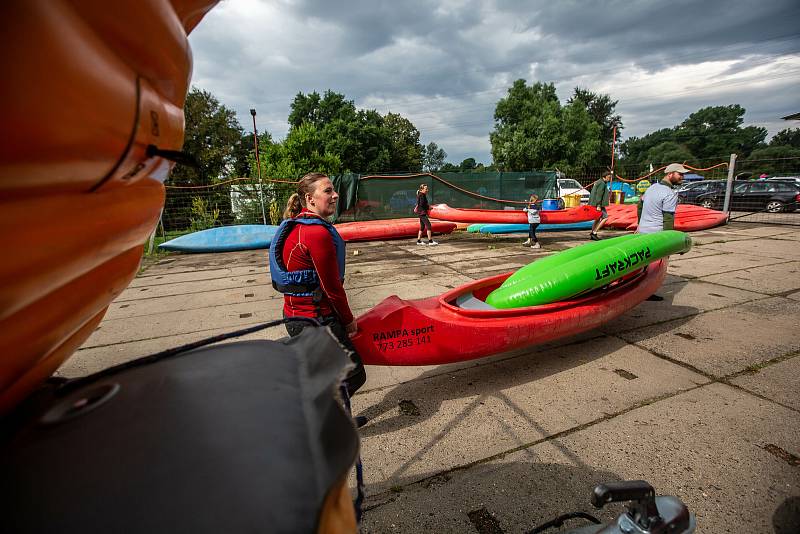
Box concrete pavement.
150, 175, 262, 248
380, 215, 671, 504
60, 222, 800, 533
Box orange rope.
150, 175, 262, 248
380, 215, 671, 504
165, 176, 298, 189
613, 162, 729, 183
359, 172, 532, 205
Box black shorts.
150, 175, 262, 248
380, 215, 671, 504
419, 214, 432, 231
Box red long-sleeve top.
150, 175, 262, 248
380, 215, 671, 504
281, 209, 354, 325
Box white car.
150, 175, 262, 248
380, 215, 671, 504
556, 178, 591, 205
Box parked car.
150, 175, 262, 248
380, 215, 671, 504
557, 178, 590, 204
677, 180, 727, 205
767, 176, 800, 187
695, 180, 800, 213
388, 189, 418, 212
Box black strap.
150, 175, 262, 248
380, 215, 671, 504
57, 317, 320, 394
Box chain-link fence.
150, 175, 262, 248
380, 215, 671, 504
153, 155, 799, 250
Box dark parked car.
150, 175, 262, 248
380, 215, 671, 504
695, 180, 800, 213
677, 180, 726, 205
767, 176, 800, 187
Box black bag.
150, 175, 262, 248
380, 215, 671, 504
0, 326, 359, 533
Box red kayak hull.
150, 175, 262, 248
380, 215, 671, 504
428, 204, 601, 224
352, 259, 668, 366
605, 204, 728, 232
335, 218, 456, 242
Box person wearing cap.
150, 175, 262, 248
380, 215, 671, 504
637, 163, 687, 235
637, 163, 687, 301
588, 171, 612, 240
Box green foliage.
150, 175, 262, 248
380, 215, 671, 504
422, 142, 447, 171
189, 197, 220, 232
490, 79, 601, 174
568, 87, 622, 167
643, 141, 695, 166
164, 87, 242, 230
770, 128, 800, 148
170, 88, 244, 186
620, 105, 768, 166
288, 90, 421, 173
461, 157, 477, 170
745, 145, 800, 175
384, 112, 423, 171
252, 123, 343, 179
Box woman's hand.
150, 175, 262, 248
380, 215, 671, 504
345, 321, 358, 337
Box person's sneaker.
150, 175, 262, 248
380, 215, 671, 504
427, 240, 439, 246
522, 239, 531, 246
589, 233, 600, 241
531, 242, 541, 249
416, 240, 426, 245
646, 294, 664, 301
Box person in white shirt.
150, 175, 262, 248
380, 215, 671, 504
637, 163, 687, 301
637, 163, 686, 234
522, 194, 542, 249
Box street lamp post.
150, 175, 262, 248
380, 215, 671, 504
250, 108, 268, 225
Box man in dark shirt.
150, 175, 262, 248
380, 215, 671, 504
588, 172, 612, 240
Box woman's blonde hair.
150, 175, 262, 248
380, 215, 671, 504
417, 183, 428, 195
529, 193, 538, 202
283, 172, 329, 219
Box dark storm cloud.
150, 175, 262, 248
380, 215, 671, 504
189, 0, 800, 164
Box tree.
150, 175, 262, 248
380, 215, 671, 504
568, 88, 622, 167
165, 87, 243, 229
231, 131, 272, 178
169, 87, 244, 185
288, 90, 421, 173
384, 112, 423, 171
745, 145, 800, 175
460, 157, 477, 171
643, 141, 695, 166
770, 128, 800, 148
678, 105, 766, 159
440, 162, 459, 172
422, 142, 447, 171
620, 105, 768, 167
288, 90, 356, 129
490, 79, 600, 174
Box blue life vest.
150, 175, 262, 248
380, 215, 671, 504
269, 214, 346, 299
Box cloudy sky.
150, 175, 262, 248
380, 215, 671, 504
189, 0, 800, 165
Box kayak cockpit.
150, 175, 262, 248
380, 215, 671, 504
442, 264, 653, 316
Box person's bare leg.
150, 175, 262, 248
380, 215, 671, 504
427, 229, 433, 241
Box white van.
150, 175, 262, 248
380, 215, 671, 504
556, 177, 591, 205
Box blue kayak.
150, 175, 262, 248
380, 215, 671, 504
478, 221, 594, 234
158, 225, 279, 252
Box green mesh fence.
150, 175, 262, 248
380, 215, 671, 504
337, 171, 558, 221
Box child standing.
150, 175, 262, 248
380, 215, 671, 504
522, 194, 541, 249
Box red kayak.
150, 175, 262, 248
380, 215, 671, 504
605, 204, 728, 232
335, 218, 456, 242
428, 204, 601, 224
352, 259, 667, 365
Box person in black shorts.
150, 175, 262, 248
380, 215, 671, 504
414, 183, 438, 246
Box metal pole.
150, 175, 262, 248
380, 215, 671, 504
722, 153, 737, 213
250, 108, 268, 225
610, 124, 617, 195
